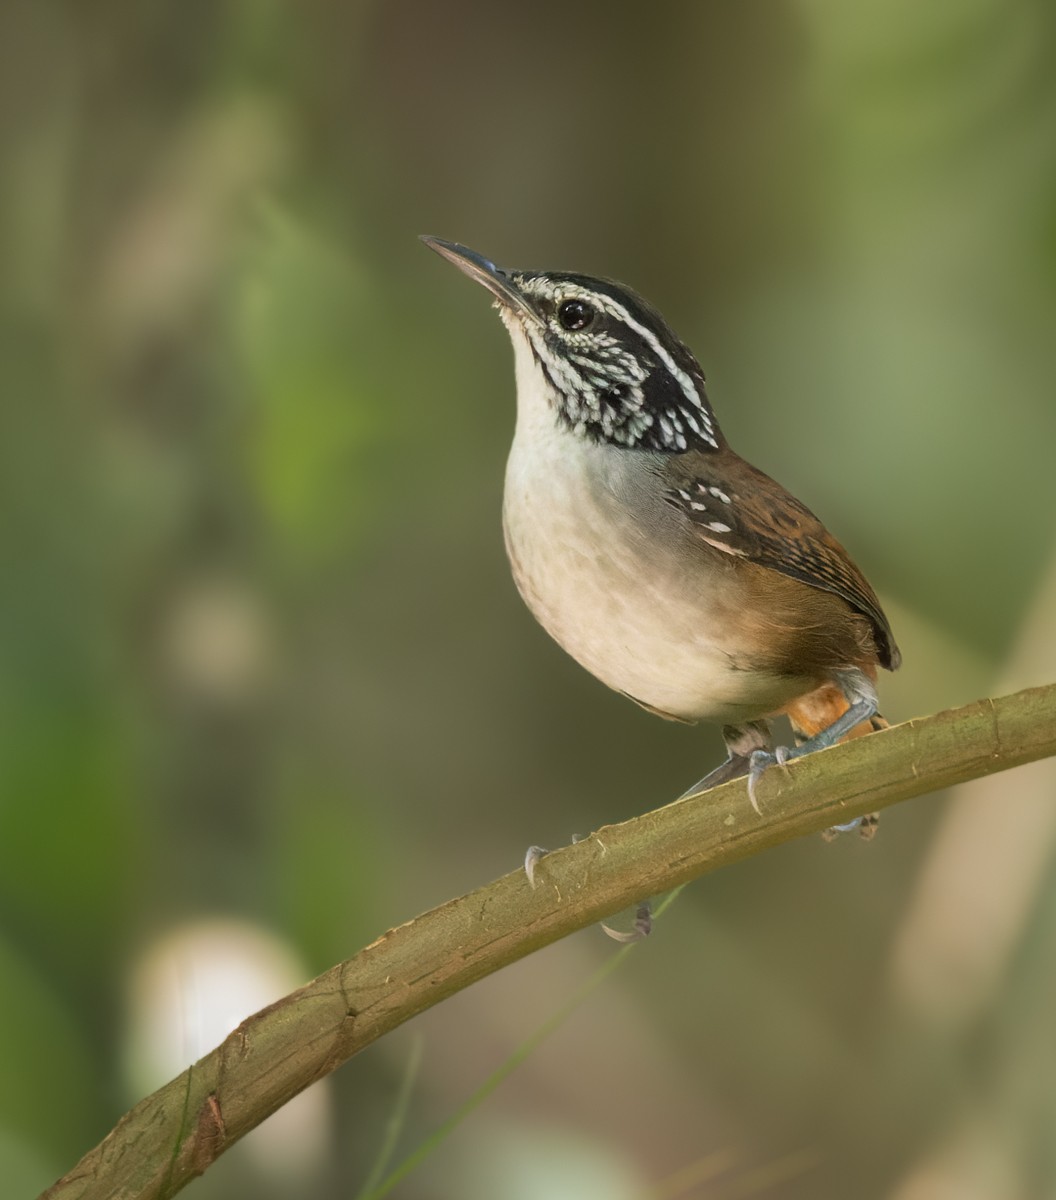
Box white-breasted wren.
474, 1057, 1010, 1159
423, 237, 900, 819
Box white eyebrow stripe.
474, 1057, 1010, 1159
592, 296, 711, 438
594, 295, 701, 408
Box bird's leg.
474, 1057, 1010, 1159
678, 720, 773, 810
588, 723, 770, 942
748, 668, 879, 817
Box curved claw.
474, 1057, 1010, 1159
748, 742, 806, 811
600, 901, 652, 943
747, 748, 778, 813
524, 845, 548, 888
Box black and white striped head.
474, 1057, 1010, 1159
423, 237, 722, 454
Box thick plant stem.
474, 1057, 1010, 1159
43, 683, 1056, 1200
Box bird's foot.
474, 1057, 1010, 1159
820, 812, 880, 842
748, 668, 882, 813
746, 745, 795, 812
525, 843, 652, 941
750, 744, 881, 840
679, 720, 772, 803
600, 901, 653, 943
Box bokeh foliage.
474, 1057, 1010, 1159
2, 2, 1055, 1197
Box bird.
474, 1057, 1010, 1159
422, 236, 900, 830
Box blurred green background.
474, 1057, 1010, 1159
3, 1, 1056, 1197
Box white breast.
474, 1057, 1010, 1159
500, 327, 808, 724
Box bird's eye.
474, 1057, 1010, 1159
557, 299, 595, 331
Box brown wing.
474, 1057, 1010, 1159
664, 454, 901, 671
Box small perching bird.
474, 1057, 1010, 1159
422, 237, 899, 828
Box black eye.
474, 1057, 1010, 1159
557, 299, 594, 331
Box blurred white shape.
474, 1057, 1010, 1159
161, 576, 274, 704
123, 918, 329, 1182
447, 1119, 646, 1200
889, 547, 1056, 1025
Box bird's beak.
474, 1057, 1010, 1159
420, 236, 538, 324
